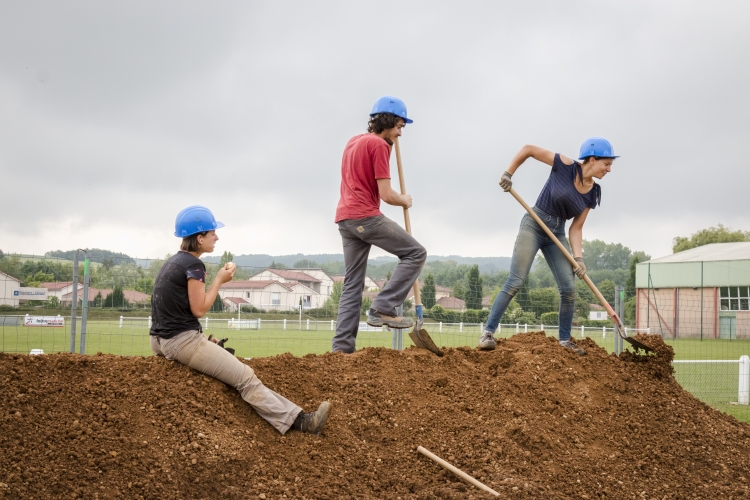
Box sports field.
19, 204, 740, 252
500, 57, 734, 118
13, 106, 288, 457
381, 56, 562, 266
2, 319, 749, 423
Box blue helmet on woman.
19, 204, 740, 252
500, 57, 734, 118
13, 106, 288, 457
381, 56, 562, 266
174, 205, 224, 237
578, 137, 619, 160
370, 96, 413, 123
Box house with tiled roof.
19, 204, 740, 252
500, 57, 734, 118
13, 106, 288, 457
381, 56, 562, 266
220, 279, 323, 311
331, 275, 380, 292
39, 281, 81, 300
436, 296, 466, 312
61, 288, 151, 307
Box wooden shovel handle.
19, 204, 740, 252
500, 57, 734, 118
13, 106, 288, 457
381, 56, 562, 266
394, 137, 421, 306
417, 446, 500, 497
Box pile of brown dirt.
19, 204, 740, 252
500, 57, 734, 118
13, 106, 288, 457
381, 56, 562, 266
2, 331, 750, 499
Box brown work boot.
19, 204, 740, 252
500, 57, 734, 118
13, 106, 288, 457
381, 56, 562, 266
366, 309, 414, 329
292, 401, 331, 435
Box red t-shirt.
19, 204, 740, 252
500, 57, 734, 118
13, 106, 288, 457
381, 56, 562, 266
334, 134, 391, 222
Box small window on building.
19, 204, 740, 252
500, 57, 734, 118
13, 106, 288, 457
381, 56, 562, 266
246, 292, 250, 298
272, 292, 280, 305
720, 286, 750, 311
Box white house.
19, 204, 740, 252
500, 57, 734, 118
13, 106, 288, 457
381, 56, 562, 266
290, 269, 335, 297
250, 269, 322, 293
0, 271, 22, 307
220, 280, 324, 311
39, 281, 80, 301
589, 304, 608, 321
223, 296, 250, 313
331, 275, 380, 292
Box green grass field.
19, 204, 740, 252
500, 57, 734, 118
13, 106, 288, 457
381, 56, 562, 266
3, 319, 748, 423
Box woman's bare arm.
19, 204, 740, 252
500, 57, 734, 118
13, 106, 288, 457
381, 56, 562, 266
187, 266, 235, 318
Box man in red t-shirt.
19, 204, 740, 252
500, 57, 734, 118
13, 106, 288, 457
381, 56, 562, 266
332, 96, 427, 354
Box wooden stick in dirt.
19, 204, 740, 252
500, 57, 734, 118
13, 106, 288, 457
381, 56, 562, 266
417, 446, 500, 497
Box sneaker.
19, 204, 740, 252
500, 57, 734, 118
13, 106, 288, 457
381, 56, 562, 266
367, 310, 414, 329
293, 401, 331, 435
560, 340, 586, 356
478, 331, 496, 351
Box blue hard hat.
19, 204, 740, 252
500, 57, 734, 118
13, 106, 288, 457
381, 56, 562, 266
174, 205, 225, 238
370, 96, 413, 124
578, 137, 619, 160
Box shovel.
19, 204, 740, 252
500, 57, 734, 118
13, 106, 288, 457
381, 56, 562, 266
507, 187, 654, 354
394, 137, 443, 357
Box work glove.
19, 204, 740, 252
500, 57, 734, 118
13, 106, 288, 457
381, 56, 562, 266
499, 171, 513, 192
573, 257, 586, 279
208, 335, 236, 355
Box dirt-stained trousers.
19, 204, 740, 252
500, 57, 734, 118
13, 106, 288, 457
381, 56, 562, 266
151, 330, 302, 434
333, 215, 427, 353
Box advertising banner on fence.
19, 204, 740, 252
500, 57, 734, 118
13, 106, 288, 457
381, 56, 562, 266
13, 287, 49, 301
24, 316, 64, 327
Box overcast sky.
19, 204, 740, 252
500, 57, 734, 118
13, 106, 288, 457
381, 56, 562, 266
1, 1, 748, 262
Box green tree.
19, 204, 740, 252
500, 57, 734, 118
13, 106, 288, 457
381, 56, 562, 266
330, 281, 343, 307
575, 280, 595, 319
452, 280, 467, 300
211, 293, 224, 312
102, 258, 115, 270
422, 273, 437, 309
582, 240, 633, 271
47, 296, 60, 308
527, 287, 559, 317
103, 286, 128, 308
465, 265, 483, 310
361, 296, 372, 315
135, 277, 154, 295
625, 254, 641, 293
220, 251, 235, 266
673, 224, 750, 253
0, 249, 4, 259
598, 279, 616, 307
269, 261, 288, 270
293, 259, 318, 268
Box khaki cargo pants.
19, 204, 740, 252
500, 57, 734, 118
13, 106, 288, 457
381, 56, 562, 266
151, 330, 302, 434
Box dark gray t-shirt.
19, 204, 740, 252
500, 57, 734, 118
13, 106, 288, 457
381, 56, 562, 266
535, 153, 601, 220
150, 251, 206, 338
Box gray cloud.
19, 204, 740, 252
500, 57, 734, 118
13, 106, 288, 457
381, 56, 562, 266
1, 1, 748, 260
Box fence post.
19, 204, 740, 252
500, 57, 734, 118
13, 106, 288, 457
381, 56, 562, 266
258, 318, 262, 330
524, 324, 527, 333
306, 319, 310, 331
602, 326, 606, 338
148, 316, 152, 328
205, 317, 209, 330
581, 325, 585, 339
119, 316, 123, 329
479, 322, 483, 333
439, 322, 442, 333
540, 323, 544, 332
459, 322, 463, 333
739, 355, 749, 405
283, 318, 286, 330
515, 322, 519, 333
330, 320, 334, 331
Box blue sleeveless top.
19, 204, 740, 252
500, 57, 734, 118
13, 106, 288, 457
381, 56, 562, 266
535, 153, 601, 220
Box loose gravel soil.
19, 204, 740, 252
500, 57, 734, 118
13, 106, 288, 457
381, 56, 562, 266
2, 332, 750, 499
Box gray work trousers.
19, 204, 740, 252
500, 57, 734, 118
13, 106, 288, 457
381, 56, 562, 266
332, 215, 427, 353
151, 330, 302, 434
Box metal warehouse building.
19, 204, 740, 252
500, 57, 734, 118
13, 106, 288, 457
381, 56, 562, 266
635, 242, 750, 339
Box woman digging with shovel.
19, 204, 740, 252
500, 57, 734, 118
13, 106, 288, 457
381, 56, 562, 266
478, 138, 618, 355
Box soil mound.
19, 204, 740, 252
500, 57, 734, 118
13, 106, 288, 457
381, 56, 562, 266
2, 332, 750, 499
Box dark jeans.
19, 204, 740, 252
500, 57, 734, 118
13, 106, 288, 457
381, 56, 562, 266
332, 215, 426, 353
485, 207, 576, 341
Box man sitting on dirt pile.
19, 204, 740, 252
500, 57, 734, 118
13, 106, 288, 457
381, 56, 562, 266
332, 96, 427, 354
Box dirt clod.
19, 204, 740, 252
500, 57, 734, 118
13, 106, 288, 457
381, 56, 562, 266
1, 331, 750, 499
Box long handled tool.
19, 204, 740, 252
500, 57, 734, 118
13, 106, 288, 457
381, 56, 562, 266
394, 137, 443, 357
507, 187, 654, 354
417, 446, 500, 497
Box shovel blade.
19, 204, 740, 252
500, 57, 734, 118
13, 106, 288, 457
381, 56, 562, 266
623, 336, 655, 354
416, 328, 443, 357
